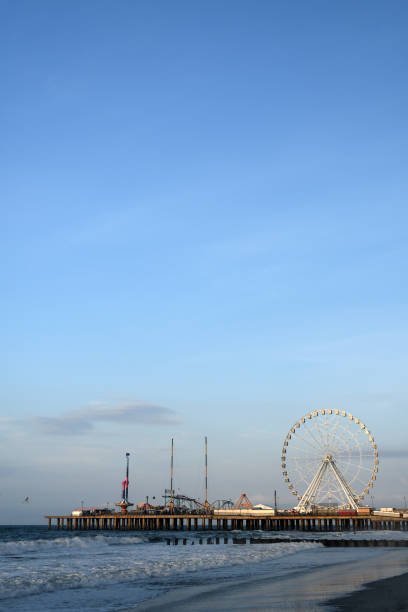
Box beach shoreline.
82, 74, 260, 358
124, 549, 408, 611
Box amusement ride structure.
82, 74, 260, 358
115, 452, 134, 512
281, 410, 379, 512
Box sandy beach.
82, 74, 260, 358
128, 549, 408, 611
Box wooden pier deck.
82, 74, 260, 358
45, 513, 408, 532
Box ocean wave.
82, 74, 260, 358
0, 534, 144, 555
0, 540, 320, 600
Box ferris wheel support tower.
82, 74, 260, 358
295, 454, 360, 512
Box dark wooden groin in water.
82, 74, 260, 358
250, 538, 408, 546
45, 513, 408, 532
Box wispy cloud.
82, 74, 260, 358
380, 448, 408, 459
28, 402, 183, 436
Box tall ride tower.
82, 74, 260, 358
115, 452, 134, 513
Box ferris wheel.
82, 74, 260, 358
281, 410, 379, 512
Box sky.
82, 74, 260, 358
1, 0, 408, 523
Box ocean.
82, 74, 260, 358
1, 525, 408, 611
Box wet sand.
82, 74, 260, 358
127, 549, 408, 611
327, 571, 408, 610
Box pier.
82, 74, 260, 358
45, 512, 408, 532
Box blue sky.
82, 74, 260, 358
1, 0, 408, 522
